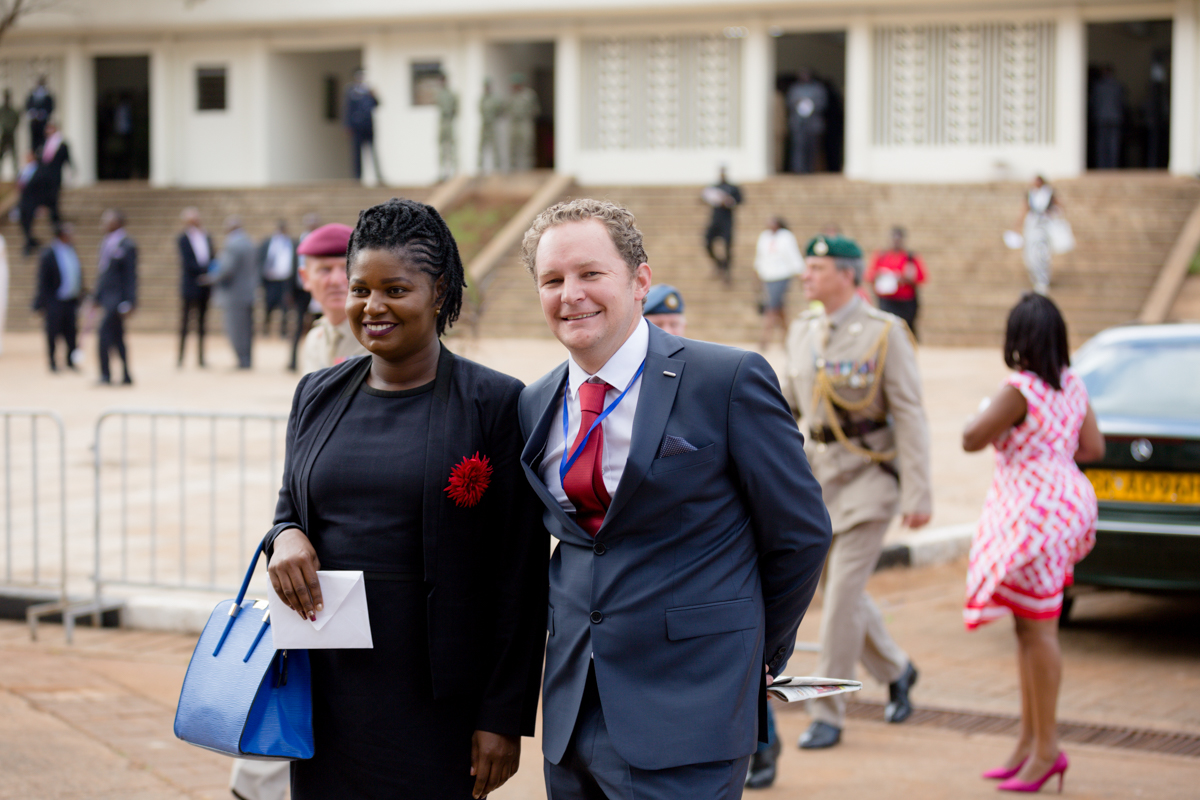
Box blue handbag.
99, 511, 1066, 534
173, 542, 314, 760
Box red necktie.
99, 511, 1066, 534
563, 380, 612, 536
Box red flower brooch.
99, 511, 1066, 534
445, 452, 493, 508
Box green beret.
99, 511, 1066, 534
643, 284, 684, 315
804, 235, 862, 259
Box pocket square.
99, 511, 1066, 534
657, 434, 699, 459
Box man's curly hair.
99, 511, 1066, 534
520, 198, 648, 278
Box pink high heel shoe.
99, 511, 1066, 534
982, 758, 1027, 780
998, 752, 1069, 793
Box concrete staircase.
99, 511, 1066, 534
2, 181, 430, 334
475, 173, 1200, 347
6, 174, 1198, 347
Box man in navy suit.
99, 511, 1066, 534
517, 199, 832, 798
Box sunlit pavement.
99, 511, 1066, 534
2, 332, 1197, 798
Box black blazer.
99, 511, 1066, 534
33, 247, 73, 311
264, 347, 546, 737
177, 232, 213, 301
94, 235, 138, 313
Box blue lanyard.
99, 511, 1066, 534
559, 360, 646, 484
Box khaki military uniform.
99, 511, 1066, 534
784, 295, 932, 728
478, 92, 505, 172
300, 316, 367, 375
437, 86, 458, 180
507, 86, 540, 172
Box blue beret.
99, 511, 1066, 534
643, 285, 684, 316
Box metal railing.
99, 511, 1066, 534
0, 410, 75, 639
48, 408, 288, 639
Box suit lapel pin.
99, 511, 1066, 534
663, 371, 677, 378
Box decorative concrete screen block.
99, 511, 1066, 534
582, 35, 740, 150
873, 21, 1055, 147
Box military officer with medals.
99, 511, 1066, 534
783, 233, 932, 750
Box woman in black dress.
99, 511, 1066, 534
265, 199, 545, 799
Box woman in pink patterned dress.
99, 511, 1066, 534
962, 293, 1105, 793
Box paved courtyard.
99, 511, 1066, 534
2, 331, 1197, 798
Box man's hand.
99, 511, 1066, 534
901, 512, 931, 529
267, 528, 322, 620
765, 663, 774, 686
470, 730, 519, 798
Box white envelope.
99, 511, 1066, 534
269, 570, 374, 649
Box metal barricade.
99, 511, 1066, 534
0, 410, 72, 638
73, 409, 288, 635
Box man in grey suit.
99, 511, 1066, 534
517, 199, 832, 799
210, 215, 256, 369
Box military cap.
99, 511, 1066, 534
297, 223, 353, 257
643, 285, 685, 315
804, 234, 862, 259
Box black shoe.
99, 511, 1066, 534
798, 721, 841, 749
745, 738, 781, 788
884, 662, 918, 723
121, 375, 134, 385
95, 378, 113, 386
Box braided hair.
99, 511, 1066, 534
346, 197, 465, 337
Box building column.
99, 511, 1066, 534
62, 43, 94, 186
1054, 10, 1086, 178
1170, 0, 1199, 176
460, 32, 485, 177
554, 30, 580, 177
149, 41, 173, 187
247, 38, 270, 186
741, 21, 771, 181
361, 33, 387, 186
843, 17, 872, 180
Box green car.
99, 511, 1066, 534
1067, 323, 1200, 618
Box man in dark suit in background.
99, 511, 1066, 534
517, 199, 832, 799
25, 75, 53, 153
94, 209, 137, 385
177, 207, 212, 367
257, 219, 295, 339
33, 223, 82, 372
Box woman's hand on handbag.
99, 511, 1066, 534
268, 528, 323, 620
470, 729, 520, 798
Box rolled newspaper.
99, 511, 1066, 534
767, 676, 863, 703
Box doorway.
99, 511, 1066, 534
1086, 20, 1171, 170
774, 31, 846, 174
484, 42, 555, 170
266, 49, 361, 182
94, 56, 149, 180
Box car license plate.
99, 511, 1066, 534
1086, 469, 1200, 505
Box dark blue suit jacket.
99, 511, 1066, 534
518, 324, 832, 770
94, 235, 137, 313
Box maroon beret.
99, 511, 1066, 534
297, 223, 353, 257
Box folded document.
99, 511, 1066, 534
767, 676, 862, 703
269, 570, 374, 649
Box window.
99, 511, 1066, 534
196, 67, 227, 111
324, 74, 339, 121
411, 61, 443, 106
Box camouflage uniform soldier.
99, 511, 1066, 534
478, 79, 505, 173
436, 77, 458, 181
0, 90, 19, 180
783, 234, 932, 751
507, 74, 540, 172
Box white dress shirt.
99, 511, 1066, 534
540, 318, 650, 513
263, 234, 294, 281
754, 228, 804, 282
185, 226, 210, 267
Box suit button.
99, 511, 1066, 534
590, 611, 603, 624
593, 542, 606, 555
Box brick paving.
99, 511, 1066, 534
2, 557, 1198, 799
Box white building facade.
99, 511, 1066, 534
5, 0, 1196, 186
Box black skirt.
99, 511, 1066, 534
291, 578, 479, 799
